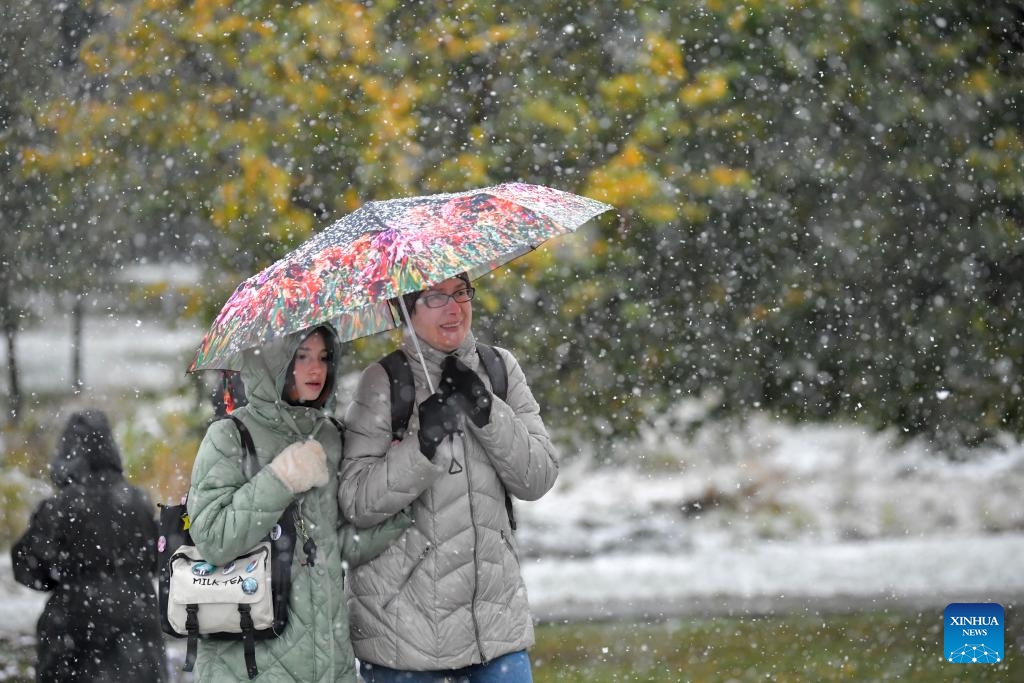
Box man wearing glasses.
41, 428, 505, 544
339, 272, 559, 683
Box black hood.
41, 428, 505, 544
49, 410, 123, 488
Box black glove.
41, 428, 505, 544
441, 355, 492, 428
417, 392, 459, 459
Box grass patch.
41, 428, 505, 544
532, 608, 1019, 682
2, 608, 1017, 682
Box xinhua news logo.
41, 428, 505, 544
944, 603, 1004, 664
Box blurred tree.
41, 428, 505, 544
34, 0, 1024, 450
686, 0, 1024, 449
8, 0, 123, 395
44, 0, 443, 314
0, 1, 89, 416
483, 0, 1024, 449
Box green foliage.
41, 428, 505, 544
0, 414, 53, 548
0, 472, 50, 550
0, 413, 52, 481
118, 405, 207, 505
23, 0, 1024, 449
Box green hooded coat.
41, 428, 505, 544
187, 326, 409, 682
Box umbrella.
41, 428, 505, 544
188, 182, 613, 377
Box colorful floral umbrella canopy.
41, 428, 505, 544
189, 183, 613, 372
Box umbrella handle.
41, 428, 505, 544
398, 296, 436, 394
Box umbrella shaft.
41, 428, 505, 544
398, 296, 436, 394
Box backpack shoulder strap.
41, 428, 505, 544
475, 344, 516, 531
326, 416, 345, 453
475, 343, 508, 402
225, 414, 258, 477
379, 349, 415, 441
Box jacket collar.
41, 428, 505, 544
400, 328, 478, 390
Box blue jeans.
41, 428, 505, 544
359, 650, 533, 683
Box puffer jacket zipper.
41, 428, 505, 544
297, 499, 320, 682
499, 529, 522, 614
460, 428, 488, 662
383, 543, 433, 611
500, 529, 520, 568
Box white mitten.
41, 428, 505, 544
268, 440, 329, 493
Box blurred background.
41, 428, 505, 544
1, 1, 1022, 680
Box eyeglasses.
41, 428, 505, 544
418, 287, 475, 308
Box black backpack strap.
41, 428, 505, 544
326, 416, 344, 436
183, 604, 199, 672
238, 605, 258, 679
475, 344, 516, 531
326, 416, 345, 453
379, 349, 415, 441
225, 414, 258, 477
475, 344, 508, 402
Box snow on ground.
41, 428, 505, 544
524, 533, 1024, 622
509, 408, 1024, 619
518, 411, 1024, 560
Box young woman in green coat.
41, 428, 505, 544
188, 325, 410, 682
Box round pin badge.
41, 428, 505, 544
241, 577, 258, 595
270, 524, 282, 541
245, 558, 260, 573
221, 561, 236, 575
192, 562, 216, 577
157, 536, 166, 553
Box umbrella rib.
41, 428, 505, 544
364, 202, 390, 232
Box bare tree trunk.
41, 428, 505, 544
3, 316, 21, 423
71, 294, 83, 393
0, 278, 22, 423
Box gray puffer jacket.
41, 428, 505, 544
340, 330, 559, 671
187, 326, 410, 682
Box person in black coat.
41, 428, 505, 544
11, 410, 166, 682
